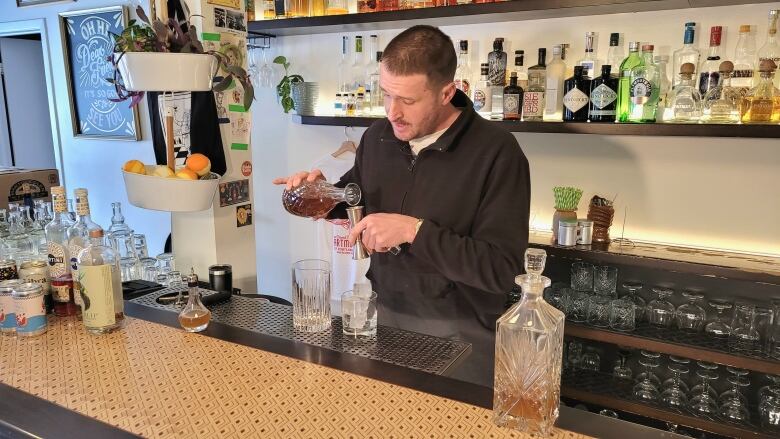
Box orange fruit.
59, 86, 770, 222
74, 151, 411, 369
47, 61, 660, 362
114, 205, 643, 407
123, 159, 146, 174
176, 168, 199, 180
151, 166, 175, 178
185, 153, 211, 177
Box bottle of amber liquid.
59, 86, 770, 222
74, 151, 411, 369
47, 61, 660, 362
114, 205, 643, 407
502, 72, 523, 121
179, 269, 211, 333
741, 59, 779, 123
45, 186, 77, 317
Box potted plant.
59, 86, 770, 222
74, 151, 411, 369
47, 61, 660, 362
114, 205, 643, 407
107, 6, 254, 110
273, 56, 303, 114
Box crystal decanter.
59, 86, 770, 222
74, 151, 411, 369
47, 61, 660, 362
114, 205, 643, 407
494, 248, 564, 436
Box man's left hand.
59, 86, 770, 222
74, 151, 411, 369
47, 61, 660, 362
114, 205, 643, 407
349, 213, 418, 253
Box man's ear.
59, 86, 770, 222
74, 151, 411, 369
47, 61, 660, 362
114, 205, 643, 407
441, 82, 457, 106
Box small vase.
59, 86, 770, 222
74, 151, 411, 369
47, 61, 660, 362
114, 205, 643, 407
291, 81, 320, 115
552, 209, 577, 241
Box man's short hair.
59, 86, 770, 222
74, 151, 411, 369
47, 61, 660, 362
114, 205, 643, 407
381, 25, 457, 88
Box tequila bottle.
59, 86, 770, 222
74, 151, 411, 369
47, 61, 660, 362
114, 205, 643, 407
562, 65, 590, 121
494, 248, 563, 436
757, 10, 780, 88
67, 188, 102, 314
702, 61, 741, 123
628, 45, 660, 123
698, 26, 723, 97
672, 22, 701, 88
454, 40, 472, 95
617, 42, 643, 122
589, 65, 618, 122
502, 72, 523, 121
666, 63, 702, 123
733, 25, 756, 95
77, 228, 124, 334
741, 60, 779, 123
544, 45, 566, 121
472, 63, 492, 118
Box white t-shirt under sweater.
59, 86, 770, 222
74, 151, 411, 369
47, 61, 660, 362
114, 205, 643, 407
311, 151, 370, 315
409, 127, 447, 156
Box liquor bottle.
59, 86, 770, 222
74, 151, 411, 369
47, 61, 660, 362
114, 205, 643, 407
493, 248, 563, 436
502, 72, 523, 121
672, 22, 701, 88
454, 40, 472, 95
490, 86, 504, 120
606, 33, 623, 77
334, 93, 343, 115
369, 51, 383, 113
577, 32, 598, 79
666, 63, 702, 123
702, 61, 741, 123
346, 93, 356, 116
589, 65, 618, 122
338, 36, 351, 93
733, 25, 756, 95
488, 38, 508, 87
698, 26, 723, 97
351, 36, 365, 93
655, 55, 672, 122
76, 228, 124, 334
628, 45, 660, 123
107, 202, 131, 237
472, 63, 492, 118
44, 186, 77, 317
67, 188, 101, 316
562, 66, 590, 121
757, 10, 780, 88
741, 59, 778, 123
544, 45, 566, 121
356, 92, 365, 115
617, 42, 643, 122
523, 49, 546, 122
514, 50, 528, 90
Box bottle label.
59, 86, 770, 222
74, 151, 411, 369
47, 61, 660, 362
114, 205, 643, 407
75, 198, 90, 216
522, 91, 544, 117
503, 93, 521, 116
52, 283, 71, 302
579, 61, 595, 78
473, 89, 487, 111
455, 79, 471, 94
0, 290, 15, 330
47, 242, 68, 278
563, 87, 589, 112
79, 265, 117, 328
732, 69, 754, 79
674, 97, 695, 112
13, 291, 45, 334
590, 84, 617, 109
52, 195, 67, 213
630, 78, 653, 104
68, 243, 84, 308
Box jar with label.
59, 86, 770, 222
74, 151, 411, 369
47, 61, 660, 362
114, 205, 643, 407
12, 283, 47, 337
0, 259, 18, 281
19, 260, 51, 313
0, 279, 23, 334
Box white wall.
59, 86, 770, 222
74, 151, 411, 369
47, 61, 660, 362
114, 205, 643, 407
253, 3, 780, 299
0, 0, 170, 256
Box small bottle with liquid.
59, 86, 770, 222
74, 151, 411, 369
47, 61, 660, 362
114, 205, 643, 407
334, 93, 343, 116
741, 59, 779, 123
346, 93, 357, 116
178, 269, 211, 333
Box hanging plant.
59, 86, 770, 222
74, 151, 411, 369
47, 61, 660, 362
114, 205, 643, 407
273, 56, 303, 113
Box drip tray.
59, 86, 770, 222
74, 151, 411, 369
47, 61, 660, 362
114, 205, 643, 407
131, 286, 471, 376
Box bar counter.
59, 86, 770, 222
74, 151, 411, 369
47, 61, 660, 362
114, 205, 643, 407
0, 301, 684, 439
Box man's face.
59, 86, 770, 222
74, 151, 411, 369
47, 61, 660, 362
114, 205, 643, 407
380, 65, 452, 142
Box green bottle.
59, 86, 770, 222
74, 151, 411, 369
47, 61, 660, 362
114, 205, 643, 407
628, 45, 660, 123
616, 42, 643, 122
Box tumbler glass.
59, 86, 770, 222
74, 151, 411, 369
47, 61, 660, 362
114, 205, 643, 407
754, 306, 775, 351
593, 266, 618, 297
156, 252, 175, 274
587, 295, 611, 327
759, 375, 780, 430
566, 289, 590, 323
292, 259, 331, 332
719, 376, 751, 422
571, 262, 594, 292
609, 298, 636, 332
341, 290, 377, 337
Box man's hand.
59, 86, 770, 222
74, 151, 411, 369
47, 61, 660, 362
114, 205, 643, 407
349, 213, 419, 253
271, 169, 325, 190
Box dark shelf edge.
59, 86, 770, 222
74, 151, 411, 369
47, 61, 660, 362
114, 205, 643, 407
564, 323, 780, 376
292, 115, 780, 138
249, 0, 778, 36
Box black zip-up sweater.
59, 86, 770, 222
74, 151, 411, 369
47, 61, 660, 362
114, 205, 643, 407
331, 89, 530, 344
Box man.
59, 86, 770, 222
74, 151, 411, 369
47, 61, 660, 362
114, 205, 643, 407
274, 26, 530, 386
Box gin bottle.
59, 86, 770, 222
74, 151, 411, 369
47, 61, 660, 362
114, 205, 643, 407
502, 72, 523, 120
67, 188, 102, 313
589, 65, 618, 122
702, 61, 741, 123
472, 63, 493, 118
522, 49, 546, 121
616, 42, 643, 122
562, 66, 590, 121
628, 45, 660, 123
666, 63, 702, 123
606, 33, 623, 78
494, 248, 563, 436
488, 38, 508, 87
454, 40, 472, 95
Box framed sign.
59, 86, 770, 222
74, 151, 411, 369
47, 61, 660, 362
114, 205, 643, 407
17, 0, 74, 6
60, 6, 140, 140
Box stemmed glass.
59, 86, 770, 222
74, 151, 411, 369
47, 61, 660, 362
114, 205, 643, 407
566, 339, 583, 371
633, 351, 662, 402
613, 349, 633, 380
258, 45, 273, 88
248, 45, 261, 90
647, 287, 676, 328
691, 362, 719, 398
661, 361, 690, 409
705, 299, 733, 338
689, 369, 719, 415
719, 376, 751, 422
676, 291, 707, 331
720, 367, 750, 404
759, 375, 780, 429
663, 356, 691, 394
621, 282, 646, 323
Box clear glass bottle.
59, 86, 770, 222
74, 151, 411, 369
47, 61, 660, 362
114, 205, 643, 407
67, 188, 102, 315
178, 269, 211, 333
667, 62, 702, 123
757, 10, 780, 89
628, 45, 660, 123
472, 63, 492, 118
356, 92, 365, 115
66, 199, 76, 222
698, 26, 723, 97
338, 35, 350, 93
741, 60, 779, 123
655, 55, 672, 122
44, 186, 77, 317
77, 228, 124, 334
672, 22, 701, 88
488, 37, 508, 87
514, 50, 528, 90
523, 51, 546, 122
589, 65, 618, 122
606, 33, 623, 78
29, 205, 47, 255
502, 72, 523, 120
454, 40, 472, 95
544, 45, 566, 121
334, 93, 343, 116
346, 93, 356, 116
617, 42, 643, 122
0, 209, 9, 239
733, 25, 757, 94
577, 32, 598, 79
369, 50, 383, 113
493, 248, 563, 436
3, 211, 38, 262
563, 65, 590, 121
351, 36, 365, 93
20, 206, 34, 233
702, 61, 741, 123
107, 202, 131, 237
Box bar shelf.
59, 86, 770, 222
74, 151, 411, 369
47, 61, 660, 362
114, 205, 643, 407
248, 0, 777, 36
291, 115, 780, 138
561, 370, 777, 439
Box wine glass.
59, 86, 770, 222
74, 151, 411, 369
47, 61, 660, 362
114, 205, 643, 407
759, 375, 780, 429
691, 362, 719, 398
633, 351, 661, 402
689, 369, 719, 415
248, 45, 261, 90
719, 376, 751, 422
621, 282, 646, 323
259, 45, 273, 88
613, 349, 633, 380
720, 367, 750, 404
647, 287, 676, 328
663, 356, 691, 394
705, 299, 733, 338
676, 291, 706, 331
661, 362, 690, 409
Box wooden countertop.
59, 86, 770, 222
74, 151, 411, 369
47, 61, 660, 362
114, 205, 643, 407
0, 316, 587, 438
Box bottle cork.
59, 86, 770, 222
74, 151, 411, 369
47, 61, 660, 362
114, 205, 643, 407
641, 44, 654, 51
680, 63, 695, 75
718, 61, 734, 74
739, 24, 751, 33
759, 59, 778, 72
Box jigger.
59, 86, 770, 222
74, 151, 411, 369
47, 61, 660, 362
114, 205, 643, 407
346, 206, 370, 260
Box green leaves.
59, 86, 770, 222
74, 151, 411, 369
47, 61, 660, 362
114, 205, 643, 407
273, 57, 303, 113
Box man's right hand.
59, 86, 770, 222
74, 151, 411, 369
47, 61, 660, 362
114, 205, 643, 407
272, 169, 325, 190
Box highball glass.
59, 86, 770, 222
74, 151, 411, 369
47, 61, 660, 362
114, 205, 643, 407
571, 262, 594, 292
